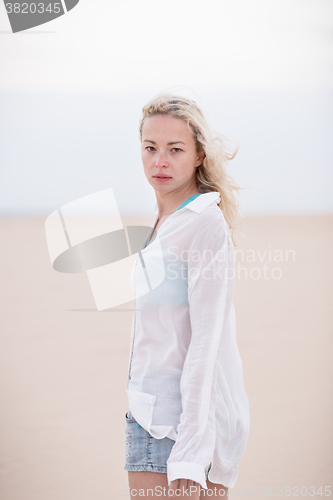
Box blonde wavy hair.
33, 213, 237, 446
139, 92, 243, 247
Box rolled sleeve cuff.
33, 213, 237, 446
208, 465, 239, 489
167, 462, 208, 491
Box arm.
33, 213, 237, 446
166, 218, 235, 490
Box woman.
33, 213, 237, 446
124, 93, 250, 499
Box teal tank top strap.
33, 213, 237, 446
176, 192, 202, 211
142, 193, 202, 250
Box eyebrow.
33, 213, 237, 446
143, 140, 186, 146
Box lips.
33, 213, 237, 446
154, 175, 172, 178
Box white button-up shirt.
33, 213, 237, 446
126, 191, 250, 490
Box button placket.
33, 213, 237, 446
127, 209, 180, 386
127, 216, 159, 384
127, 258, 138, 384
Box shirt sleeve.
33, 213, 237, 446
166, 217, 235, 490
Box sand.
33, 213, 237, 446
0, 214, 332, 500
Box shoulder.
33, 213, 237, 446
193, 203, 229, 237
187, 204, 233, 254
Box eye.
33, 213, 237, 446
172, 148, 182, 152
146, 146, 156, 151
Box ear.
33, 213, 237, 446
196, 150, 205, 167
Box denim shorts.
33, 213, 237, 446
124, 410, 212, 478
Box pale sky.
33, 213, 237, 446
0, 0, 332, 92
0, 0, 332, 215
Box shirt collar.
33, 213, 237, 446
154, 191, 221, 215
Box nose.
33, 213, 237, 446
155, 150, 168, 168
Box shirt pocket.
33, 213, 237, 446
126, 389, 156, 432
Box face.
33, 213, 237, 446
141, 114, 204, 193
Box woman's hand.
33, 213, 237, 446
168, 478, 201, 498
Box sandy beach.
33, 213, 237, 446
0, 214, 332, 500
